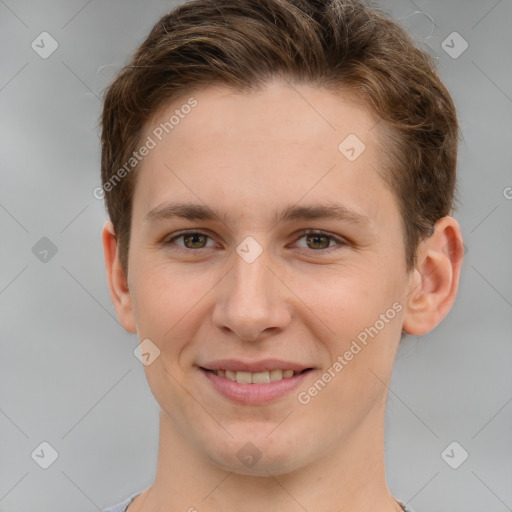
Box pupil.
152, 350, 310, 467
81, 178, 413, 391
185, 234, 205, 248
308, 234, 328, 249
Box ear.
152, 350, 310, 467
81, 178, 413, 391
402, 216, 464, 336
102, 221, 137, 333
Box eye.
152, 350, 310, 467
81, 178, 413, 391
293, 230, 348, 253
163, 230, 218, 252
163, 229, 348, 254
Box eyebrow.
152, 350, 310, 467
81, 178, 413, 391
143, 201, 371, 226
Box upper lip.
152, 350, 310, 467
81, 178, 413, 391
200, 359, 313, 373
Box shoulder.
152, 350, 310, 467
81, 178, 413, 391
397, 501, 415, 512
103, 491, 142, 512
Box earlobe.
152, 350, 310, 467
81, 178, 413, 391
402, 216, 464, 336
102, 221, 137, 333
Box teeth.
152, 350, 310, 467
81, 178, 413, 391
236, 371, 252, 384
269, 369, 283, 381
252, 371, 271, 384
214, 368, 299, 383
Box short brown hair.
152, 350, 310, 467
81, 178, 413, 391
100, 0, 459, 273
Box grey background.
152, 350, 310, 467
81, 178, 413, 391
1, 1, 511, 511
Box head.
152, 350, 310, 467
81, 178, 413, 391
101, 0, 463, 476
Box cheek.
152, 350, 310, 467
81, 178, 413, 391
291, 263, 405, 370
129, 261, 201, 331
289, 263, 395, 327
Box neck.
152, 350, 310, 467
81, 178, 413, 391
130, 399, 402, 512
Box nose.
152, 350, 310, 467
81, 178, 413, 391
211, 243, 292, 342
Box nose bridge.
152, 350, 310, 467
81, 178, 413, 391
212, 237, 290, 340
232, 245, 271, 307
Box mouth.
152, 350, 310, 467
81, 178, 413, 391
198, 360, 316, 404
200, 367, 313, 384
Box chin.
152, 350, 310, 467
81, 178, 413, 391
202, 432, 310, 477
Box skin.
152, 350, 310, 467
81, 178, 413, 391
103, 78, 464, 512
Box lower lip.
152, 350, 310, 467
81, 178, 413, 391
200, 368, 314, 404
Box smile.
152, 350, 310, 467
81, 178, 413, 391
206, 368, 309, 384
200, 366, 315, 404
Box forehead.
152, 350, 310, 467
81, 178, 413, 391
147, 80, 382, 155
133, 79, 395, 225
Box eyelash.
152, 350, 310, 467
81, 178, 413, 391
163, 229, 348, 255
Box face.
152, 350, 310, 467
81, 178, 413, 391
122, 79, 414, 475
